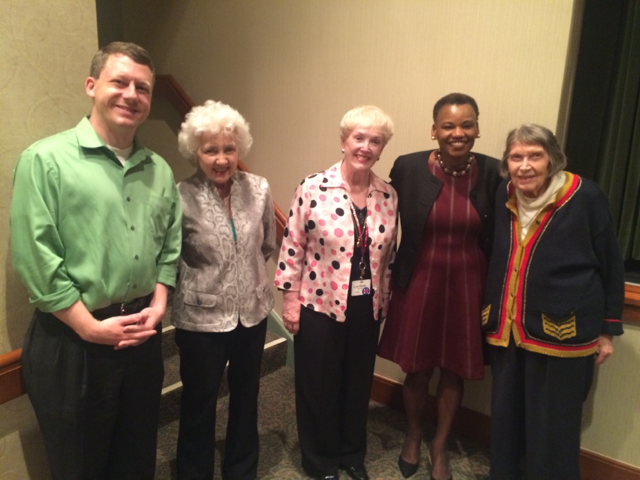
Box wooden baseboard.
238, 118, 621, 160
2, 351, 639, 479
580, 450, 640, 480
0, 348, 24, 405
371, 374, 491, 447
371, 374, 640, 480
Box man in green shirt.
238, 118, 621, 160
10, 42, 181, 479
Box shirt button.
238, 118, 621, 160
126, 197, 131, 202
513, 267, 518, 272
131, 225, 135, 231
132, 284, 137, 289
134, 255, 139, 260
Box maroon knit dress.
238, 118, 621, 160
378, 160, 485, 380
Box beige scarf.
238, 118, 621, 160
515, 172, 565, 240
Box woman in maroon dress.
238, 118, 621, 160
378, 93, 502, 479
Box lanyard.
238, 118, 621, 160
221, 193, 237, 244
230, 218, 237, 243
348, 201, 368, 279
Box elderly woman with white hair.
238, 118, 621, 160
172, 100, 276, 480
274, 106, 398, 480
483, 124, 624, 479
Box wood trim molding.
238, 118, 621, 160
0, 74, 291, 408
2, 358, 639, 479
371, 374, 491, 446
0, 348, 24, 405
371, 374, 640, 480
153, 74, 288, 244
1, 296, 638, 405
580, 450, 640, 480
624, 284, 640, 322
152, 75, 637, 304
154, 74, 194, 119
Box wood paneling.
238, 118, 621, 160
372, 374, 640, 479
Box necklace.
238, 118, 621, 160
436, 150, 474, 177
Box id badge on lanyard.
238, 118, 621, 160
349, 201, 371, 296
351, 278, 372, 296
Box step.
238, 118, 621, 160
158, 325, 288, 427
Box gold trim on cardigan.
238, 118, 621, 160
486, 172, 600, 358
541, 312, 577, 341
481, 304, 491, 326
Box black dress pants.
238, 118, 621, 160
22, 309, 163, 480
175, 319, 267, 480
489, 338, 594, 480
294, 304, 380, 478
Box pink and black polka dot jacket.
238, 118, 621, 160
274, 161, 398, 322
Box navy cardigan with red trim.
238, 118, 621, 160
483, 173, 624, 358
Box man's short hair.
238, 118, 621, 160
90, 42, 155, 80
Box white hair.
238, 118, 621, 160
178, 100, 253, 165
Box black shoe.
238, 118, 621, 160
340, 465, 369, 480
303, 465, 339, 480
398, 455, 419, 478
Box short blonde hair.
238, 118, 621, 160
178, 100, 253, 165
339, 105, 394, 144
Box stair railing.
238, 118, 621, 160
154, 74, 288, 243
4, 76, 636, 405
0, 75, 291, 406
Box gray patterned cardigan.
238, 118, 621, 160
172, 169, 276, 332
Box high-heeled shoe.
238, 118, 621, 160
398, 455, 419, 478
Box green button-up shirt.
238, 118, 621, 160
10, 117, 182, 313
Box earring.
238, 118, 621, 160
341, 148, 345, 154
476, 134, 481, 138
431, 136, 436, 140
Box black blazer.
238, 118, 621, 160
390, 150, 502, 290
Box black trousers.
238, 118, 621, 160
489, 339, 594, 480
294, 304, 380, 477
22, 309, 163, 480
175, 319, 267, 480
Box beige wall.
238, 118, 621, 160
122, 0, 639, 468
0, 1, 98, 476
581, 322, 640, 465
0, 0, 97, 355
123, 0, 574, 210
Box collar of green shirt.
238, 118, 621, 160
76, 116, 149, 169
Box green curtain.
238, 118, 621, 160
595, 0, 640, 260
566, 0, 640, 263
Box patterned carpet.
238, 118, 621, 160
155, 367, 490, 480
